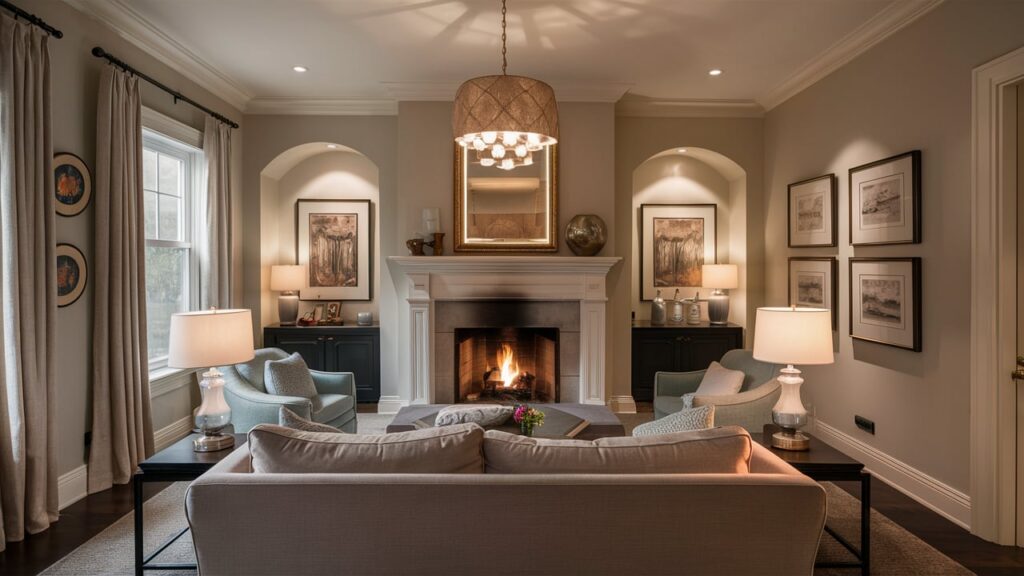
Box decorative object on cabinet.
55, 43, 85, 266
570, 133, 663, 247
640, 204, 717, 301
323, 302, 343, 325
454, 142, 558, 252
788, 257, 838, 329
56, 243, 87, 307
565, 214, 608, 256
787, 174, 837, 247
849, 257, 922, 351
263, 325, 381, 403
650, 290, 667, 326
296, 199, 372, 301
753, 307, 833, 451
849, 150, 921, 245
703, 264, 739, 325
168, 309, 255, 452
270, 264, 304, 325
685, 293, 702, 325
356, 312, 373, 326
54, 152, 91, 217
631, 322, 743, 403
671, 289, 684, 323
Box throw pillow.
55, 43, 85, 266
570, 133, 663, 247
264, 353, 322, 412
632, 405, 715, 437
248, 422, 485, 474
482, 425, 752, 474
278, 406, 341, 433
435, 404, 513, 427
694, 361, 745, 396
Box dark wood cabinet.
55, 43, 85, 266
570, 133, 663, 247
263, 325, 380, 403
631, 321, 744, 402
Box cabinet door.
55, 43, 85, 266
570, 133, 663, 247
325, 335, 380, 402
678, 332, 742, 372
631, 332, 678, 402
271, 333, 326, 371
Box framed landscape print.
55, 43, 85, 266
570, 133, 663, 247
296, 199, 372, 301
849, 150, 921, 245
54, 152, 92, 217
788, 257, 838, 329
640, 204, 717, 301
788, 174, 837, 247
56, 243, 87, 307
849, 257, 921, 351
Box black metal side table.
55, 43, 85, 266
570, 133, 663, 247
755, 425, 871, 576
133, 433, 245, 576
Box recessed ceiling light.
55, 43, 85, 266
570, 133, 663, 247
708, 69, 723, 76
678, 148, 687, 153
293, 65, 308, 73
327, 144, 338, 149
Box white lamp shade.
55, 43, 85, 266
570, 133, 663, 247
702, 264, 739, 289
270, 265, 305, 291
168, 309, 255, 369
753, 307, 833, 366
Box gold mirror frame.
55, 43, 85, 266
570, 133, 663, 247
454, 143, 558, 252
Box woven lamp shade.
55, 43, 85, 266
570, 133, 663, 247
453, 75, 559, 142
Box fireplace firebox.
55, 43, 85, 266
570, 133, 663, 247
454, 327, 559, 403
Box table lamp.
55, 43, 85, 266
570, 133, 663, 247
752, 307, 833, 451
168, 309, 255, 452
270, 265, 304, 325
702, 264, 739, 325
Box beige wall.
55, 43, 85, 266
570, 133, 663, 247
763, 1, 1024, 493
36, 1, 243, 477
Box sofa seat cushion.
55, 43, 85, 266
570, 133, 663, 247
313, 393, 354, 424
435, 404, 513, 427
264, 353, 322, 412
632, 405, 715, 437
248, 422, 485, 474
279, 406, 341, 433
483, 426, 752, 474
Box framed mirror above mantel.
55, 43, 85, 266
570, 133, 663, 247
453, 143, 558, 252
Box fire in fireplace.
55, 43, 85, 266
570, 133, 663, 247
454, 327, 559, 403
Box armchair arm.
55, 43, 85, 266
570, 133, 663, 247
310, 370, 356, 397
693, 380, 782, 432
223, 382, 313, 433
653, 370, 705, 398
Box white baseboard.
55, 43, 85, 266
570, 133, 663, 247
154, 415, 195, 452
609, 395, 638, 414
58, 465, 88, 510
377, 395, 406, 415
814, 420, 971, 529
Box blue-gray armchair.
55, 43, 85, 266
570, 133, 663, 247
221, 348, 357, 433
653, 349, 780, 432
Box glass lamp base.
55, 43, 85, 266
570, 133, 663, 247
193, 433, 235, 453
772, 430, 810, 451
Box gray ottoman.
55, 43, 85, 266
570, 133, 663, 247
385, 403, 625, 440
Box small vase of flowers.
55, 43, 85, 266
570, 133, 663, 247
513, 404, 545, 437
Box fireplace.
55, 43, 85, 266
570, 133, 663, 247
454, 327, 559, 403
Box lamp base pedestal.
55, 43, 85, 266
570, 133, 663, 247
771, 430, 810, 451
278, 292, 299, 325
193, 432, 234, 453
708, 290, 729, 325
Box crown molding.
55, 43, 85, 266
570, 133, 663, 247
615, 98, 764, 118
64, 0, 252, 110
245, 98, 399, 116
758, 0, 944, 111
382, 81, 632, 103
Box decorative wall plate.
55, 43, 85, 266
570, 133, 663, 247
54, 153, 92, 217
56, 243, 87, 307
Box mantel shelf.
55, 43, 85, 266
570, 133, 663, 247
387, 255, 621, 275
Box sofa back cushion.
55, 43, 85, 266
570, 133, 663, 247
483, 426, 752, 474
248, 423, 485, 474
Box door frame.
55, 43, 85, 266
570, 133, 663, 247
971, 45, 1024, 545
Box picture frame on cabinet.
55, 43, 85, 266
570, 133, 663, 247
639, 203, 717, 301
788, 257, 838, 329
849, 257, 922, 351
788, 174, 837, 247
849, 150, 921, 246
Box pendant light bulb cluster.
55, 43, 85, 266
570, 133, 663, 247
452, 0, 558, 171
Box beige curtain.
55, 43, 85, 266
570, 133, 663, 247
88, 66, 154, 494
200, 116, 231, 309
0, 14, 58, 551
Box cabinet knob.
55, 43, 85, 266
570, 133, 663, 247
326, 336, 335, 341
317, 336, 325, 342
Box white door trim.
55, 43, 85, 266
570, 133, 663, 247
971, 44, 1024, 545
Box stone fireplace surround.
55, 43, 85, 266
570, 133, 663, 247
385, 256, 620, 413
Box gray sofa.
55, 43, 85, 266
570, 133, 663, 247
186, 440, 826, 576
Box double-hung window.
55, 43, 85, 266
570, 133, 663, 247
142, 128, 202, 373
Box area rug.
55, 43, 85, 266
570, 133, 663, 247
40, 412, 973, 576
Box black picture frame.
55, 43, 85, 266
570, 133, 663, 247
848, 150, 921, 246
788, 257, 839, 329
787, 174, 837, 248
849, 257, 922, 351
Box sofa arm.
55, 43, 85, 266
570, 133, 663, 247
223, 383, 313, 433
693, 380, 781, 432
654, 370, 705, 398
310, 370, 356, 397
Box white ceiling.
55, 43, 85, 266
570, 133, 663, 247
76, 0, 942, 112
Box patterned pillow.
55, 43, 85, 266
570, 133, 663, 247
278, 406, 341, 433
264, 353, 322, 412
632, 405, 716, 437
435, 404, 513, 427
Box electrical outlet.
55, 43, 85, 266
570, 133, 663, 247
854, 415, 875, 435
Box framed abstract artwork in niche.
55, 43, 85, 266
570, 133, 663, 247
295, 199, 372, 301
787, 173, 837, 247
639, 204, 717, 301
849, 257, 921, 351
788, 257, 838, 329
849, 150, 921, 246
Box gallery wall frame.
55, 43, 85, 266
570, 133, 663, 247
788, 174, 837, 247
56, 243, 87, 307
849, 150, 921, 246
788, 257, 838, 329
295, 198, 372, 301
639, 203, 717, 301
54, 152, 92, 217
848, 257, 921, 351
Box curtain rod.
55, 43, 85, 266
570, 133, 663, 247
0, 0, 63, 38
91, 46, 240, 129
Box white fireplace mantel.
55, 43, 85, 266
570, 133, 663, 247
385, 256, 621, 412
